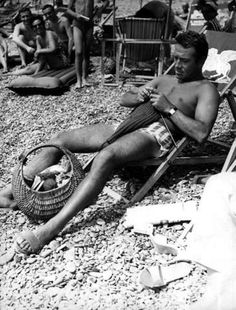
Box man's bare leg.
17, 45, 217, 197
73, 26, 83, 89
82, 28, 93, 86
16, 130, 160, 253
0, 123, 114, 208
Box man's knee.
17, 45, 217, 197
49, 132, 68, 149
92, 148, 119, 172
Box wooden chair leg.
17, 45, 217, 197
127, 137, 189, 207
221, 138, 236, 172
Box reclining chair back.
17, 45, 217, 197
116, 16, 165, 64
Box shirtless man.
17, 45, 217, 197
0, 31, 220, 255
66, 0, 109, 88
12, 7, 36, 68
42, 4, 73, 61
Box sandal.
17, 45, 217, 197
139, 262, 192, 288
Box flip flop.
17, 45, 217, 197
15, 230, 44, 255
150, 233, 178, 256
139, 262, 192, 288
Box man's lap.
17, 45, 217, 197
111, 121, 173, 158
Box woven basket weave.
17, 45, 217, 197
12, 144, 85, 221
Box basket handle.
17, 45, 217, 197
19, 144, 71, 165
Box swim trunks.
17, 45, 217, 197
111, 121, 173, 157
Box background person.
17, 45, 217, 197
42, 4, 73, 62
0, 28, 9, 73
12, 7, 36, 68
66, 0, 109, 89
196, 0, 221, 32
12, 16, 69, 76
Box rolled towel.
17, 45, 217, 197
104, 100, 161, 147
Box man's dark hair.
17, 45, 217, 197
42, 4, 54, 12
32, 15, 45, 27
19, 7, 31, 15
175, 31, 209, 63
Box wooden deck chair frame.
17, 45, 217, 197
100, 30, 236, 206
116, 16, 166, 75
101, 16, 174, 85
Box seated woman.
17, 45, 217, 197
12, 16, 69, 76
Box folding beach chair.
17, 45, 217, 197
114, 31, 236, 206
203, 31, 236, 172
89, 31, 236, 207
115, 16, 166, 77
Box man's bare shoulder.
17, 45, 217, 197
150, 74, 175, 87
14, 22, 24, 30
198, 79, 219, 96
60, 15, 71, 24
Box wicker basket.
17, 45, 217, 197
12, 144, 85, 221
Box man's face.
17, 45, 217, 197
43, 7, 56, 21
174, 44, 201, 83
32, 19, 45, 36
20, 11, 32, 25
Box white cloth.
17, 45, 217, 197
185, 172, 236, 273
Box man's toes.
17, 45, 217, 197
16, 237, 32, 253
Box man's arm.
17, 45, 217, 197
12, 24, 34, 53
151, 83, 220, 143
35, 31, 57, 56
120, 78, 160, 108
66, 0, 90, 21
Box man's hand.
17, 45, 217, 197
137, 86, 154, 103
150, 93, 174, 114
27, 47, 35, 54
34, 49, 41, 59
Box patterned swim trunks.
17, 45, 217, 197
139, 122, 173, 157
111, 121, 173, 157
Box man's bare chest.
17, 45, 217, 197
158, 83, 198, 115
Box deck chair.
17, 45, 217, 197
125, 31, 236, 205
101, 16, 173, 85
116, 16, 166, 76
204, 31, 236, 172
103, 30, 236, 206
90, 31, 236, 207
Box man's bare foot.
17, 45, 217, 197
190, 268, 236, 310
15, 226, 54, 255
74, 80, 83, 90
82, 78, 93, 87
